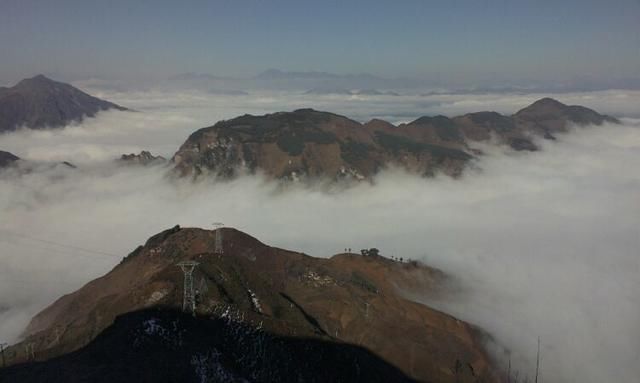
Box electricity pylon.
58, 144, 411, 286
24, 342, 35, 361
212, 222, 224, 254
177, 261, 199, 314
0, 342, 7, 367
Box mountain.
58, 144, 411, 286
0, 150, 20, 168
172, 98, 617, 180
0, 75, 128, 132
3, 226, 501, 383
513, 97, 619, 138
172, 108, 473, 180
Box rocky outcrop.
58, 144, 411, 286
119, 151, 167, 166
0, 75, 128, 132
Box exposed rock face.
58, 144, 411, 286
0, 309, 417, 383
8, 227, 501, 383
0, 150, 20, 168
172, 99, 617, 180
119, 151, 167, 166
0, 75, 128, 132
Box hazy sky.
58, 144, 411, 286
1, 0, 639, 86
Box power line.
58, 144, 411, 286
0, 342, 7, 367
0, 229, 120, 258
0, 237, 110, 262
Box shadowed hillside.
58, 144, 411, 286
0, 308, 417, 383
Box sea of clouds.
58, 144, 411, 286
0, 89, 639, 382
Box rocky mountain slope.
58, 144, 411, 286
0, 75, 127, 132
2, 227, 502, 383
172, 98, 617, 180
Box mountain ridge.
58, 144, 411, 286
172, 98, 618, 180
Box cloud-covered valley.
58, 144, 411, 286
0, 89, 639, 382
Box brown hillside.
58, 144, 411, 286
172, 99, 617, 180
7, 226, 502, 383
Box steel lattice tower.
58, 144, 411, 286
0, 342, 7, 367
212, 222, 224, 254
177, 261, 199, 314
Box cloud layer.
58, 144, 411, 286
3, 88, 640, 165
0, 89, 639, 382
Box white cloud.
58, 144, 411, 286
3, 88, 640, 163
0, 90, 638, 382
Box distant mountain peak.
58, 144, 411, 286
515, 97, 619, 127
0, 75, 128, 132
521, 97, 567, 111
292, 107, 318, 113
15, 74, 57, 89
25, 74, 50, 81
15, 74, 68, 88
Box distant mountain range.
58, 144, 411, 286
162, 69, 419, 93
4, 226, 499, 382
305, 87, 400, 96
159, 70, 640, 94
0, 75, 128, 133
172, 98, 618, 180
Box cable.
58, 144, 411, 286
0, 229, 121, 258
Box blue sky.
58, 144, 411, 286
1, 0, 639, 87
